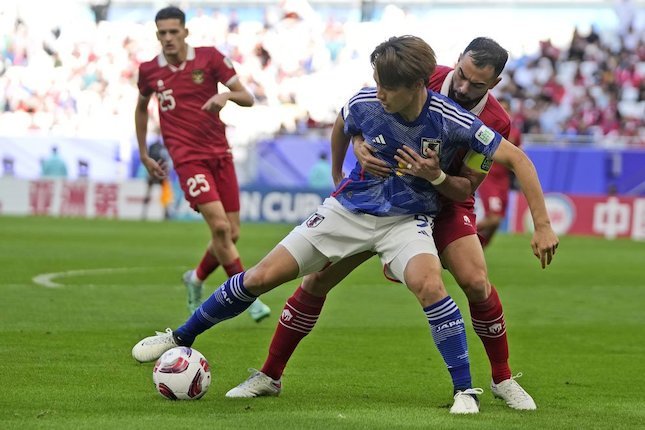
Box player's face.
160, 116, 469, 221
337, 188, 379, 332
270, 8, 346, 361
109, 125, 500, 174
449, 53, 499, 110
156, 19, 188, 57
373, 70, 420, 118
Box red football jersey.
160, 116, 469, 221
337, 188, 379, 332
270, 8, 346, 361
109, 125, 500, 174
428, 66, 517, 194
137, 46, 238, 165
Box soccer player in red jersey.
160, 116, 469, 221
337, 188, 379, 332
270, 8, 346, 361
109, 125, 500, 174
476, 97, 523, 247
227, 38, 547, 410
134, 6, 270, 321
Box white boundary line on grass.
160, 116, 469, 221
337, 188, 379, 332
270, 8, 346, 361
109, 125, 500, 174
32, 267, 179, 288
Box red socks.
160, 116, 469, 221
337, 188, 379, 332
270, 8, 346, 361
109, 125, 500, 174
469, 286, 512, 383
261, 286, 325, 380
195, 251, 219, 281
195, 251, 244, 281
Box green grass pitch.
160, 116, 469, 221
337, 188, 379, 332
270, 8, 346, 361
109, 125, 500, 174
1, 216, 644, 429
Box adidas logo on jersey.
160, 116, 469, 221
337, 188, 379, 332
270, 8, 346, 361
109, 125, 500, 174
372, 134, 386, 145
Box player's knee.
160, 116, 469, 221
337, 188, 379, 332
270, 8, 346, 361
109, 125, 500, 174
455, 269, 489, 301
210, 220, 232, 239
405, 276, 446, 306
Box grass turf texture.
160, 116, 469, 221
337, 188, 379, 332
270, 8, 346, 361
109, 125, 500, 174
1, 216, 643, 429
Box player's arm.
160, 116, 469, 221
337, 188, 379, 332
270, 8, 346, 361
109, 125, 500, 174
492, 139, 559, 268
330, 113, 351, 186
202, 78, 254, 113
394, 145, 480, 202
135, 93, 166, 180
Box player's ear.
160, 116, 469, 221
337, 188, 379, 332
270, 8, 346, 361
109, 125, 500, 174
489, 76, 502, 90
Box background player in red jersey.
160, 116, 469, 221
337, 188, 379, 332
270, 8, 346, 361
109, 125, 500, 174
134, 6, 270, 321
476, 97, 523, 247
224, 38, 555, 411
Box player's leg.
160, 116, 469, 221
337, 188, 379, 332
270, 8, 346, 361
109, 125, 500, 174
132, 243, 303, 363
132, 197, 362, 363
382, 217, 480, 414
222, 209, 272, 321
240, 252, 375, 392
441, 234, 536, 410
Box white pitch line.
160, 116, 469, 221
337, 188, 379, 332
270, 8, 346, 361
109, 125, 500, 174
32, 267, 181, 288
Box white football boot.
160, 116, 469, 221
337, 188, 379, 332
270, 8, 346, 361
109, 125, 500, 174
449, 388, 484, 414
491, 373, 537, 410
131, 328, 178, 363
225, 369, 282, 398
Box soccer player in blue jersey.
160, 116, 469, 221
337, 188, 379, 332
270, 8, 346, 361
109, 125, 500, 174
132, 36, 557, 414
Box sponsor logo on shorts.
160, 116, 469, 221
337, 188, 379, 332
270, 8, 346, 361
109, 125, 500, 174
463, 215, 471, 225
306, 212, 325, 228
475, 125, 495, 146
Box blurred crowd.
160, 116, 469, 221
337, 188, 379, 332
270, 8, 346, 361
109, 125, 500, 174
0, 1, 643, 147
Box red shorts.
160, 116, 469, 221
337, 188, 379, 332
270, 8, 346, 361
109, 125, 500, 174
477, 179, 510, 217
433, 200, 477, 254
174, 155, 240, 212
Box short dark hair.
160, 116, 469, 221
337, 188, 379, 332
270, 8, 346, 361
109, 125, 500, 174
462, 37, 508, 78
370, 35, 435, 88
155, 6, 185, 25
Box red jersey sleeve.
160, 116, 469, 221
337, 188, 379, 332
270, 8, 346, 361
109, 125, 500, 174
205, 47, 237, 87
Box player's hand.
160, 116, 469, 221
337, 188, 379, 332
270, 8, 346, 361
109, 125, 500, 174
201, 94, 228, 113
142, 155, 167, 180
352, 135, 390, 177
531, 224, 559, 269
394, 145, 442, 182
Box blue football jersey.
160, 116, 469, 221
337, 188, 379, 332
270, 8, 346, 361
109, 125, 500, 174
332, 87, 502, 217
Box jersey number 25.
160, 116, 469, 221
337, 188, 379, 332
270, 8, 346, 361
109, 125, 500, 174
187, 174, 210, 197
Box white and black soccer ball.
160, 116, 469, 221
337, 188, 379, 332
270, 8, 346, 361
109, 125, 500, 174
152, 347, 211, 400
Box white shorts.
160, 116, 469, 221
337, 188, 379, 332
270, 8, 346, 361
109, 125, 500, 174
279, 197, 437, 282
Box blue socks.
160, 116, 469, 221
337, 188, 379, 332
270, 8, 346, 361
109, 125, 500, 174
175, 272, 256, 345
424, 296, 472, 391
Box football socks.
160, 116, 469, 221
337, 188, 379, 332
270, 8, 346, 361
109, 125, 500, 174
261, 286, 325, 380
469, 286, 511, 383
175, 272, 256, 344
425, 296, 472, 391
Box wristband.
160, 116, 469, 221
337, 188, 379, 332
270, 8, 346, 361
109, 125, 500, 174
430, 170, 447, 186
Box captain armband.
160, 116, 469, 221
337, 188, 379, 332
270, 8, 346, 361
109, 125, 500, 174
463, 149, 493, 174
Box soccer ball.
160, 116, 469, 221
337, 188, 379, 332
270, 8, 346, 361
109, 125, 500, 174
152, 347, 211, 400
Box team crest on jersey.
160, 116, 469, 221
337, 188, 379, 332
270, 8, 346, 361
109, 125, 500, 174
480, 157, 493, 172
306, 213, 325, 228
192, 70, 205, 84
421, 138, 441, 157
